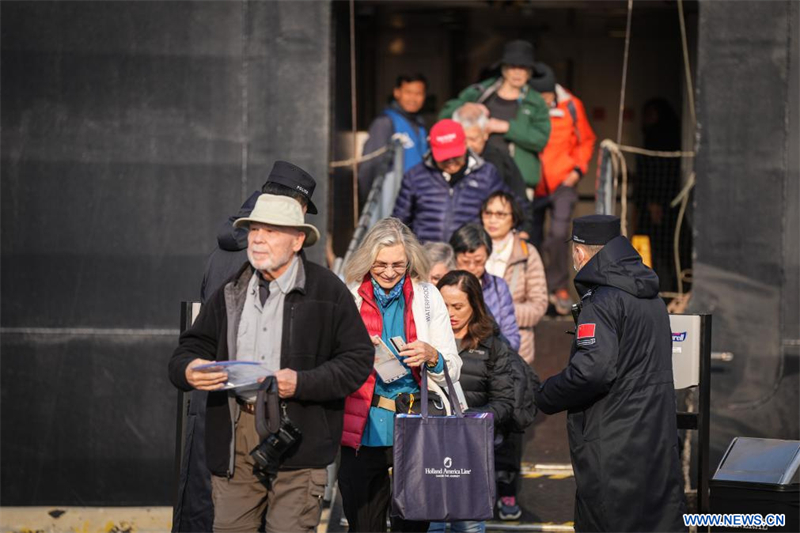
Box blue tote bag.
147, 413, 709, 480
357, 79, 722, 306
391, 360, 495, 522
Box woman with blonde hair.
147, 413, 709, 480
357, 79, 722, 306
339, 217, 462, 533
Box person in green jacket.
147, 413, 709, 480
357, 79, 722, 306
439, 40, 551, 195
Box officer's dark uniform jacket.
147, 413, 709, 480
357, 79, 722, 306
534, 236, 685, 532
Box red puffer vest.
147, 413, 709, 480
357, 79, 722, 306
340, 275, 422, 449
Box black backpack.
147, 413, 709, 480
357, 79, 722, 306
506, 352, 541, 433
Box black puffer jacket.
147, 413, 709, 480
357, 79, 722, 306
199, 190, 259, 303
458, 334, 515, 427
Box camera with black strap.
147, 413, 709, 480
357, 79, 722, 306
249, 376, 302, 488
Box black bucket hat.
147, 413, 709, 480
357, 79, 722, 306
530, 62, 556, 93
500, 40, 535, 69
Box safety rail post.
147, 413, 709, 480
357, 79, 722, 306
698, 313, 711, 513
673, 313, 712, 514
173, 301, 196, 508
379, 136, 404, 221
596, 144, 615, 215
390, 136, 404, 208
339, 172, 384, 276
337, 137, 403, 277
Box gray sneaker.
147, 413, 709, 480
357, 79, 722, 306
497, 496, 522, 521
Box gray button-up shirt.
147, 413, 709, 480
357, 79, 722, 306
236, 255, 300, 371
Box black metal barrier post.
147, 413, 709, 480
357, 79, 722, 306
173, 301, 198, 507
698, 313, 712, 514
674, 313, 712, 514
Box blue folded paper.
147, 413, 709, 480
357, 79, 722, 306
194, 361, 274, 390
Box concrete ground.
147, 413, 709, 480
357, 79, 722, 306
0, 507, 172, 533
0, 320, 578, 533
327, 317, 579, 533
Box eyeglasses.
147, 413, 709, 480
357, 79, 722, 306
482, 210, 512, 219
371, 262, 409, 274
456, 257, 487, 269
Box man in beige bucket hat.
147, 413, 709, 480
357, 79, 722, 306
169, 194, 373, 532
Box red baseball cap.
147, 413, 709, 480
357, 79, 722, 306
429, 119, 467, 162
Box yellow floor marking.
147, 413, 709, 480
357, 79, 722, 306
0, 507, 171, 533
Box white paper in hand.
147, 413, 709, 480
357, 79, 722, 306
194, 361, 274, 390
374, 339, 409, 383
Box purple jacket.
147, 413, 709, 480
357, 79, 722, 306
392, 151, 507, 243
482, 272, 521, 352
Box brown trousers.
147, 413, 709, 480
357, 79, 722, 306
211, 410, 327, 533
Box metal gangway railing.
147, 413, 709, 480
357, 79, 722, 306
332, 136, 405, 277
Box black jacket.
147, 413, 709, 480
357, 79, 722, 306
534, 236, 685, 532
169, 256, 373, 475
458, 334, 515, 427
199, 190, 259, 303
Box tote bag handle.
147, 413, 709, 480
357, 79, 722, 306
420, 358, 463, 420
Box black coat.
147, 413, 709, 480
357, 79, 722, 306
199, 190, 258, 303
458, 334, 515, 427
534, 236, 685, 532
169, 257, 374, 475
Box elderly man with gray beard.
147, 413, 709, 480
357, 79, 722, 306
169, 194, 373, 533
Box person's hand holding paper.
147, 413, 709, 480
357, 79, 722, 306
373, 336, 409, 383
185, 358, 228, 391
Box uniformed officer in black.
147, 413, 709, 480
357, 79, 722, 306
534, 215, 685, 532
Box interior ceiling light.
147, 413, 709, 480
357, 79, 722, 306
388, 37, 405, 55
390, 14, 405, 29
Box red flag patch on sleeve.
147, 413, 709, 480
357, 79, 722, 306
577, 323, 596, 339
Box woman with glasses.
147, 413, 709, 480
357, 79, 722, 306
449, 223, 520, 352
480, 191, 548, 364
429, 270, 516, 533
339, 217, 462, 533
481, 191, 547, 522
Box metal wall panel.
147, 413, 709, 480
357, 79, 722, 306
0, 0, 331, 504
693, 0, 799, 470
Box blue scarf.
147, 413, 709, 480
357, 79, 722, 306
371, 275, 406, 309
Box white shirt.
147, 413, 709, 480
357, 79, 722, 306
486, 232, 515, 278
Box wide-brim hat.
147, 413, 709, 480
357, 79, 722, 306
233, 194, 320, 247
499, 40, 535, 69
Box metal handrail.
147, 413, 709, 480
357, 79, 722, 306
334, 137, 405, 277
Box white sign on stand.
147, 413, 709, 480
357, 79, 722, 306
670, 314, 702, 389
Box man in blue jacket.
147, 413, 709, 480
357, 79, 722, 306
392, 119, 506, 244
359, 74, 429, 204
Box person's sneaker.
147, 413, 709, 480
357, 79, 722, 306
550, 289, 573, 316
497, 496, 522, 520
